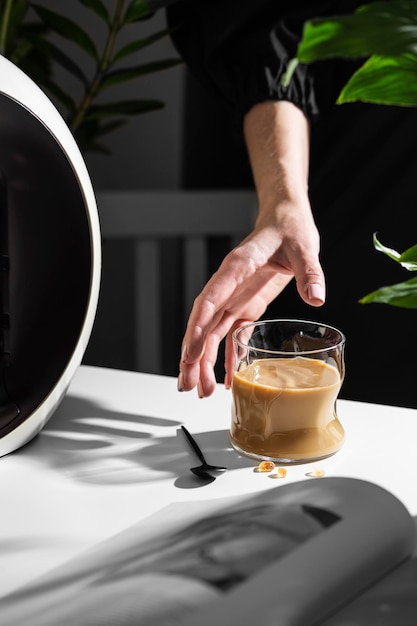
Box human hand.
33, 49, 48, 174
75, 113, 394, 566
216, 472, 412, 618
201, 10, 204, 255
178, 197, 325, 398
178, 101, 324, 397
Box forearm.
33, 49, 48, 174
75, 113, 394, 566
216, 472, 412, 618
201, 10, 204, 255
243, 99, 324, 304
243, 100, 310, 212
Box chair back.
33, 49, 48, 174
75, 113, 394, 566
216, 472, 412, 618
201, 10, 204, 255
97, 190, 256, 374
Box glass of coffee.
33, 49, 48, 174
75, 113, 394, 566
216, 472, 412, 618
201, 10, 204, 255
231, 319, 346, 464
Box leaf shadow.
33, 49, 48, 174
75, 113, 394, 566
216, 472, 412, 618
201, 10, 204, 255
17, 393, 252, 486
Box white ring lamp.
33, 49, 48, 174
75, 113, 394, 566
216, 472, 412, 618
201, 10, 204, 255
0, 55, 101, 456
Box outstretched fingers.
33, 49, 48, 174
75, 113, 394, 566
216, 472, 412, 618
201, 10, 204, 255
292, 250, 326, 306
178, 249, 258, 388
179, 266, 293, 397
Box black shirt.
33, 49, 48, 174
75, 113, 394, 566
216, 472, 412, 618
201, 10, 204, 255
167, 1, 363, 121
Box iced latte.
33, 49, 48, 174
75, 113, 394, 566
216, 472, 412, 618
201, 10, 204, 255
231, 320, 346, 463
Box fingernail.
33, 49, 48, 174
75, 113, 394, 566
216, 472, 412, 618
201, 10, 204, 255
308, 283, 325, 303
178, 371, 185, 392
197, 381, 204, 399
181, 344, 188, 363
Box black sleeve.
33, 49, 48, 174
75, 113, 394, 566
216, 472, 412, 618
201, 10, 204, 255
166, 0, 362, 121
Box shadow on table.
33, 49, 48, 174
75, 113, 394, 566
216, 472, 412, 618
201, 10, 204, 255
16, 393, 252, 486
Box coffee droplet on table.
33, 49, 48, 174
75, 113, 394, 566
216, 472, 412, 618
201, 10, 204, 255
270, 467, 287, 479
306, 468, 325, 478
256, 461, 276, 473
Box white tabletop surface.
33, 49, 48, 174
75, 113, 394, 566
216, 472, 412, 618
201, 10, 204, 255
2, 364, 417, 599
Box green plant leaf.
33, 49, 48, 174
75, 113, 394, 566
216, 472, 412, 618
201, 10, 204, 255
79, 0, 110, 24
84, 99, 164, 119
100, 58, 182, 88
91, 119, 127, 137
297, 0, 417, 62
28, 36, 88, 85
123, 0, 152, 24
0, 0, 177, 155
9, 28, 52, 83
13, 50, 50, 84
359, 276, 417, 308
74, 118, 127, 152
4, 0, 28, 47
112, 29, 169, 64
373, 233, 402, 262
31, 4, 98, 59
8, 0, 27, 26
13, 20, 48, 39
9, 25, 45, 67
373, 233, 417, 270
399, 244, 417, 268
44, 80, 77, 115
338, 54, 417, 106
10, 38, 32, 65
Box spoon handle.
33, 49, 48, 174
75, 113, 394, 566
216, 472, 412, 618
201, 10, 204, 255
181, 425, 206, 464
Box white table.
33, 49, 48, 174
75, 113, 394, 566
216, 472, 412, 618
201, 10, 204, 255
2, 364, 417, 599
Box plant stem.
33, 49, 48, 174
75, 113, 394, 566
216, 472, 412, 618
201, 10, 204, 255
70, 0, 125, 132
0, 0, 13, 55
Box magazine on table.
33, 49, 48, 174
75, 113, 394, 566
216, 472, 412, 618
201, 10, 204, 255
1, 477, 416, 626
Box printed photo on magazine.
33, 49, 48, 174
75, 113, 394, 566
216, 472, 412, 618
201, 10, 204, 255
0, 477, 416, 626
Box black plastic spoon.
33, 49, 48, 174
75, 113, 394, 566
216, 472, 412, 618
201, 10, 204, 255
181, 425, 227, 481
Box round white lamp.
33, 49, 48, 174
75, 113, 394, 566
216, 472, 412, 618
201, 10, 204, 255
0, 55, 101, 456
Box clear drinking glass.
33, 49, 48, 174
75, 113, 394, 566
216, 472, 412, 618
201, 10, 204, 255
231, 319, 346, 464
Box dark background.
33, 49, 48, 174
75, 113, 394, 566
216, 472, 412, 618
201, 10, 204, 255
34, 2, 417, 408
180, 71, 417, 408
